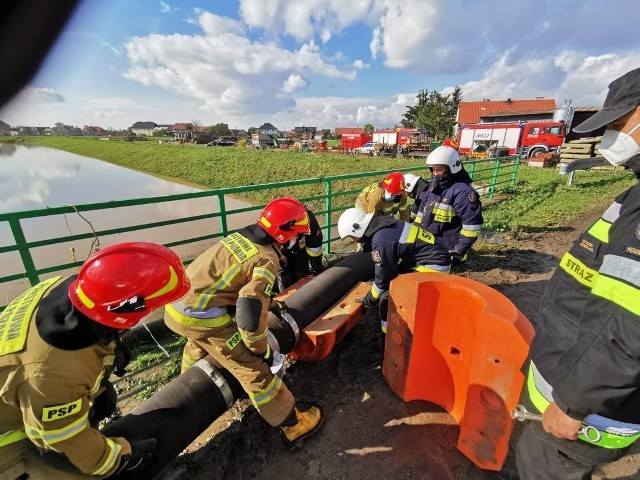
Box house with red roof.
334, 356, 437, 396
457, 98, 557, 126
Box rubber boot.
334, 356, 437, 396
279, 405, 325, 450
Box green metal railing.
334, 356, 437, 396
0, 156, 520, 310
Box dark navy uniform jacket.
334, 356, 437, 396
416, 173, 483, 254
360, 216, 451, 298
531, 176, 640, 423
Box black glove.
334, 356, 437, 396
309, 257, 325, 276
356, 291, 378, 307
90, 380, 117, 424
125, 438, 156, 474
271, 300, 288, 318
113, 337, 131, 377
449, 249, 466, 266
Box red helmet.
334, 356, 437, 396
382, 171, 405, 196
257, 197, 311, 244
442, 138, 458, 150
69, 242, 190, 329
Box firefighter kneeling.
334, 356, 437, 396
165, 196, 325, 450
0, 242, 191, 479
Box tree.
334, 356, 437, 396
205, 123, 231, 137
191, 119, 201, 128
247, 127, 258, 134
401, 86, 463, 140
363, 124, 374, 134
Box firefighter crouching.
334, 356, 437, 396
164, 196, 325, 449
355, 171, 411, 223
415, 146, 483, 266
0, 242, 190, 479
338, 208, 451, 334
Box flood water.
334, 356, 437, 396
0, 144, 256, 304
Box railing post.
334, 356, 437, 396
489, 159, 501, 200
8, 217, 39, 287
217, 194, 228, 239
324, 179, 333, 254
510, 156, 521, 189
467, 160, 477, 181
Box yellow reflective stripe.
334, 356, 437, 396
166, 304, 233, 328
90, 355, 115, 395
76, 285, 95, 309
0, 276, 62, 356
406, 224, 419, 244
558, 252, 598, 289
370, 286, 382, 299
147, 265, 179, 299
195, 264, 240, 309
25, 412, 89, 446
250, 374, 284, 407
414, 265, 451, 273
93, 437, 122, 476
527, 366, 640, 449
588, 218, 611, 244
182, 350, 201, 370
0, 428, 28, 447
526, 365, 551, 414
253, 267, 275, 285
460, 229, 480, 238
592, 275, 640, 316
221, 232, 259, 263
239, 327, 269, 342
306, 246, 322, 257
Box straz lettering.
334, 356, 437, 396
225, 332, 242, 350
579, 238, 595, 254
625, 245, 640, 258
564, 257, 594, 283
42, 399, 82, 422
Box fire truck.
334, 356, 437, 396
456, 101, 597, 158
372, 128, 431, 156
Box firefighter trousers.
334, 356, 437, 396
188, 324, 295, 427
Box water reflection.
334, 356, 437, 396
0, 145, 256, 304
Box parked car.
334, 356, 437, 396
206, 139, 236, 147
352, 142, 377, 155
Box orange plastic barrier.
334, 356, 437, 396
383, 272, 534, 471
287, 282, 370, 362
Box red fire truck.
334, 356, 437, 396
456, 101, 599, 158
457, 120, 566, 158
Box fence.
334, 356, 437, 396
0, 156, 520, 311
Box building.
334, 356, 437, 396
457, 98, 557, 126
258, 123, 279, 136
334, 127, 364, 137
0, 120, 10, 135
130, 121, 158, 136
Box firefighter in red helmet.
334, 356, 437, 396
164, 196, 325, 449
0, 242, 190, 479
355, 171, 411, 222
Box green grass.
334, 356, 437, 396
9, 137, 637, 234
482, 166, 635, 233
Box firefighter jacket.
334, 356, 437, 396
281, 207, 324, 274
530, 177, 640, 428
360, 216, 451, 299
415, 173, 483, 255
409, 176, 431, 218
0, 276, 132, 477
165, 224, 278, 357
355, 182, 411, 223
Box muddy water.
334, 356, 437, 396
0, 144, 256, 304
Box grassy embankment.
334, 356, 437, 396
10, 136, 637, 235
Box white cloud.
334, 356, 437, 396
281, 74, 308, 94
353, 60, 369, 70
122, 11, 356, 117
18, 87, 65, 104
160, 1, 172, 13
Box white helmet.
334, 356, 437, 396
338, 208, 374, 240
426, 146, 462, 174
403, 173, 422, 194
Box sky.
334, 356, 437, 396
2, 0, 639, 131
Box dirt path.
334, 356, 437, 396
152, 209, 640, 480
